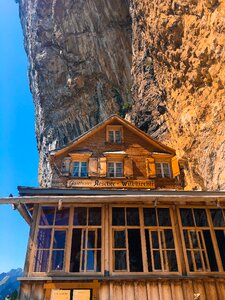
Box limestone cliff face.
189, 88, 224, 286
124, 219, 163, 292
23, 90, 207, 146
130, 0, 225, 190
19, 0, 225, 190
19, 0, 132, 186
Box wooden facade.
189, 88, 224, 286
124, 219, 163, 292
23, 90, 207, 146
12, 115, 225, 300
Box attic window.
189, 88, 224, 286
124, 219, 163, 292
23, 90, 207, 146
107, 126, 123, 143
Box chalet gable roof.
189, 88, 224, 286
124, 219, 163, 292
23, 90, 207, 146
52, 115, 175, 157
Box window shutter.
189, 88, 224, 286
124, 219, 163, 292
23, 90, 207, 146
171, 156, 180, 177
124, 158, 133, 178
146, 157, 156, 178
99, 157, 107, 177
61, 157, 71, 176
88, 158, 98, 177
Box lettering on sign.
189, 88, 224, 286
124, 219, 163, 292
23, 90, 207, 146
73, 289, 91, 300
67, 179, 155, 189
50, 289, 70, 300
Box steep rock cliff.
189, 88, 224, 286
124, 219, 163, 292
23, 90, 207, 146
19, 0, 132, 186
19, 0, 225, 190
130, 0, 225, 190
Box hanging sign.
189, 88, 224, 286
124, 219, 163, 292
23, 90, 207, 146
50, 289, 70, 300
67, 179, 155, 189
73, 289, 91, 300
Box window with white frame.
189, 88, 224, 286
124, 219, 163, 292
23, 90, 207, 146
156, 162, 171, 178
107, 162, 123, 178
72, 161, 88, 177
108, 130, 122, 143
107, 126, 122, 143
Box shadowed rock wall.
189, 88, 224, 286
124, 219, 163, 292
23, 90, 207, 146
19, 0, 132, 186
19, 0, 225, 190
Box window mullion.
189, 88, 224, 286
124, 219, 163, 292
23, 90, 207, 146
65, 207, 73, 272
139, 208, 148, 273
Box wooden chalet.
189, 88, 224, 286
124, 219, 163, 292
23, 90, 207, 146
4, 115, 225, 299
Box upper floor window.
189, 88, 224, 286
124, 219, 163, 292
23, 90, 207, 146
156, 162, 171, 178
107, 162, 123, 178
72, 161, 88, 177
106, 126, 123, 143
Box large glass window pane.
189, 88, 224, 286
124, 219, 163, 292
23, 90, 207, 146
73, 162, 79, 177
165, 229, 174, 248
114, 250, 127, 271
80, 162, 88, 177
151, 231, 159, 248
51, 250, 64, 271
74, 207, 87, 226
114, 231, 126, 248
39, 207, 55, 226
70, 229, 82, 272
145, 230, 152, 272
53, 231, 66, 249
187, 251, 194, 272
143, 208, 157, 226
89, 207, 101, 226
116, 162, 123, 177
180, 208, 194, 226
34, 250, 49, 272
115, 131, 122, 143
156, 163, 162, 178
210, 209, 225, 227
112, 208, 125, 226
167, 250, 178, 271
87, 231, 96, 249
215, 230, 225, 270
37, 229, 52, 249
128, 229, 143, 272
97, 250, 101, 272
162, 163, 170, 178
86, 250, 95, 271
126, 208, 139, 226
183, 230, 190, 248
203, 230, 218, 271
194, 209, 208, 227
153, 251, 162, 270
158, 208, 171, 226
55, 208, 69, 226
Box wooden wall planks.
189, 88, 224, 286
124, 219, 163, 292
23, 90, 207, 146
19, 279, 225, 300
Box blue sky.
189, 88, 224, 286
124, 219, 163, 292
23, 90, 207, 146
0, 1, 38, 273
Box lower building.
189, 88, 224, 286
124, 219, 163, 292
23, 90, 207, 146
14, 187, 225, 300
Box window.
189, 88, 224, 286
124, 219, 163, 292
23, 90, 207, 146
156, 162, 171, 178
108, 130, 122, 143
144, 208, 178, 272
107, 162, 123, 177
210, 209, 225, 270
106, 126, 123, 143
34, 206, 102, 274
34, 207, 69, 272
72, 161, 88, 177
70, 207, 102, 272
179, 208, 219, 272
61, 157, 71, 175
112, 207, 143, 272
111, 207, 178, 273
